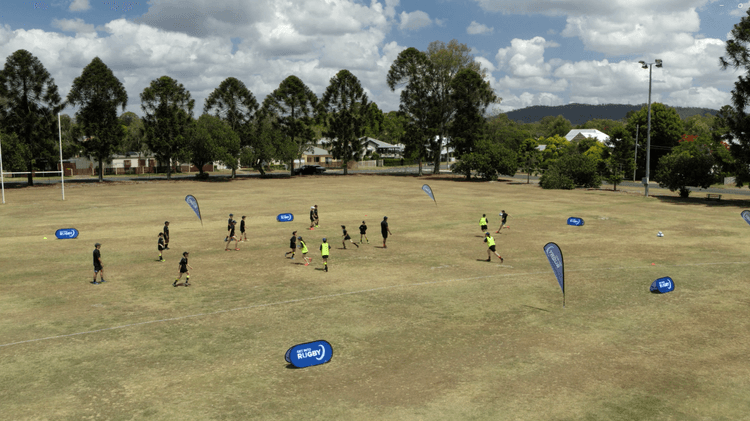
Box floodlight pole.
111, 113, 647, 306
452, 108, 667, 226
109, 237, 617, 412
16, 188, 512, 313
639, 59, 662, 197
0, 135, 4, 204
58, 113, 65, 201
633, 124, 639, 182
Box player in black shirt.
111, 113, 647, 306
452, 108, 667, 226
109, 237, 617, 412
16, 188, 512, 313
285, 231, 298, 259
225, 220, 239, 251
496, 210, 509, 233
341, 225, 359, 249
158, 232, 166, 262
91, 243, 106, 284
173, 251, 193, 287
359, 221, 369, 244
240, 216, 247, 242
309, 206, 316, 230
225, 213, 234, 241
313, 205, 319, 228
381, 216, 392, 248
163, 221, 170, 249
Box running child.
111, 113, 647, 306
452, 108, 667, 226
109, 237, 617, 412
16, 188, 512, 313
298, 235, 311, 266
496, 210, 508, 233
483, 232, 503, 263
342, 225, 359, 249
158, 232, 166, 262
240, 216, 247, 242
173, 251, 193, 287
285, 231, 297, 259
309, 206, 316, 230
225, 213, 234, 241
479, 214, 488, 234
225, 220, 239, 251
320, 237, 330, 272
359, 221, 369, 244
163, 221, 170, 249
313, 205, 319, 228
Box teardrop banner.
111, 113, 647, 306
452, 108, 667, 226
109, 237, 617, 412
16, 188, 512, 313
741, 210, 750, 226
55, 228, 79, 239
285, 340, 333, 368
185, 195, 203, 226
277, 213, 294, 222
421, 184, 437, 205
650, 277, 675, 294
543, 242, 565, 307
567, 217, 584, 226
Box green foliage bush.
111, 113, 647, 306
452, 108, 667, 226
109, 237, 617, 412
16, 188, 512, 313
540, 153, 601, 189
539, 167, 575, 189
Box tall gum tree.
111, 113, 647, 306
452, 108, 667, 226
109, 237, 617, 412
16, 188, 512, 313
721, 9, 750, 186
204, 77, 258, 178
0, 49, 64, 185
262, 75, 317, 176
67, 57, 128, 182
140, 76, 194, 180
319, 69, 369, 175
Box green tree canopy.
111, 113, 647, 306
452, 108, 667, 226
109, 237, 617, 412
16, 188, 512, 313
626, 102, 683, 180
140, 76, 194, 179
185, 114, 240, 177
262, 75, 318, 176
0, 49, 64, 185
203, 77, 259, 178
319, 69, 369, 175
655, 140, 718, 197
67, 57, 128, 182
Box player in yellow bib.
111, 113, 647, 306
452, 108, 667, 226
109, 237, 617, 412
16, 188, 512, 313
479, 214, 488, 233
298, 236, 311, 266
320, 238, 330, 272
484, 232, 503, 263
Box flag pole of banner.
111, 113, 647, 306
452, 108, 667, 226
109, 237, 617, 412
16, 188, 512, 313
185, 195, 203, 226
421, 184, 437, 205
741, 210, 750, 227
543, 242, 565, 307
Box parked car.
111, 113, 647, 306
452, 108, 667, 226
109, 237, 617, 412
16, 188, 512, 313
293, 165, 327, 175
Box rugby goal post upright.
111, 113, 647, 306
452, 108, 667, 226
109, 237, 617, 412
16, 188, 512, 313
0, 114, 65, 204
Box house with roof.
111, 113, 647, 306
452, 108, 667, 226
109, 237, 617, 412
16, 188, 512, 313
361, 137, 404, 158
564, 129, 610, 143
301, 145, 337, 166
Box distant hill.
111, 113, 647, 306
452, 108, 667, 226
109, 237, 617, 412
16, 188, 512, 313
504, 103, 719, 125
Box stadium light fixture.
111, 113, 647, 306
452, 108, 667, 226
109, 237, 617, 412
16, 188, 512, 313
639, 59, 663, 197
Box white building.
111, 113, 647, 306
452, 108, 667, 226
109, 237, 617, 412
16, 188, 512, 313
564, 129, 610, 143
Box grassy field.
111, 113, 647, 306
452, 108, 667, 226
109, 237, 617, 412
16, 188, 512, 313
2, 175, 750, 420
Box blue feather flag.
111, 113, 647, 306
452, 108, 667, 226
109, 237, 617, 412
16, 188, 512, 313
543, 242, 565, 307
422, 184, 436, 205
185, 195, 203, 226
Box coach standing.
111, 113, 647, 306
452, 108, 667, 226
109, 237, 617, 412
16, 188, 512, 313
381, 216, 392, 248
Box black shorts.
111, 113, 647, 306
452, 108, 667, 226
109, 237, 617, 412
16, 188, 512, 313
289, 245, 296, 250
322, 255, 329, 259
180, 267, 188, 273
344, 235, 351, 240
94, 266, 103, 272
159, 245, 164, 251
489, 245, 496, 252
241, 228, 245, 233
481, 225, 487, 230
382, 231, 388, 239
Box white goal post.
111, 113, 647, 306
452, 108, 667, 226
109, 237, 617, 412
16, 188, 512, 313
0, 114, 66, 204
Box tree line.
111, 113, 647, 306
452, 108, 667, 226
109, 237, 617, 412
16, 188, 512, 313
3, 26, 750, 196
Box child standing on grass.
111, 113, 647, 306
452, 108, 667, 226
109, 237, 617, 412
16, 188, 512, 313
381, 216, 392, 248
342, 225, 359, 249
240, 216, 247, 242
359, 221, 369, 244
225, 213, 234, 241
285, 231, 297, 259
225, 220, 239, 251
163, 221, 170, 249
309, 206, 316, 230
173, 251, 193, 287
91, 243, 106, 284
313, 205, 319, 228
158, 232, 166, 262
483, 232, 503, 263
320, 237, 330, 272
298, 236, 311, 266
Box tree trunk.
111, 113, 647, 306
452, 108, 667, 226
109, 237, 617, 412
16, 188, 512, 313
290, 158, 294, 177
98, 160, 104, 182
26, 160, 34, 186
418, 159, 423, 176
167, 161, 172, 180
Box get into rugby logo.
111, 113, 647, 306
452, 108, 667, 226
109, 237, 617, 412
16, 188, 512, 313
285, 340, 333, 368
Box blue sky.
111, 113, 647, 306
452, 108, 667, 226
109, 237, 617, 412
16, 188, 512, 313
1, 0, 747, 117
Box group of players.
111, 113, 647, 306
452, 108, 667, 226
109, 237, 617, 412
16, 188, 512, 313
89, 207, 503, 286
479, 210, 509, 263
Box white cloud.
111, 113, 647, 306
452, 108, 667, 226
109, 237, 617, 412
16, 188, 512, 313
398, 10, 432, 31
69, 0, 91, 12
51, 18, 96, 34
467, 21, 494, 35
496, 37, 552, 77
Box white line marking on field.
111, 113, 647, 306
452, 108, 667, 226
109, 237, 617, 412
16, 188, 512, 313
1, 260, 747, 348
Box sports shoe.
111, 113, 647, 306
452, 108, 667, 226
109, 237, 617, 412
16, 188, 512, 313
235, 248, 240, 251
184, 282, 190, 287
500, 257, 504, 264
225, 249, 230, 251
91, 281, 99, 284
99, 279, 106, 283
160, 259, 165, 262
486, 258, 491, 262
355, 244, 359, 248
495, 230, 500, 233
304, 262, 309, 266
290, 256, 294, 259
173, 281, 178, 287
316, 225, 319, 228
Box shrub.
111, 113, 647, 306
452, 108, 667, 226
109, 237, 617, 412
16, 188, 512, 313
540, 153, 601, 189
